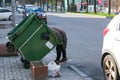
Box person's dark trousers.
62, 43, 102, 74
56, 45, 67, 61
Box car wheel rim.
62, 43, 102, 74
104, 58, 116, 80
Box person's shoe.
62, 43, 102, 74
60, 58, 67, 62
55, 60, 60, 65
55, 72, 60, 77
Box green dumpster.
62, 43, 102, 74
7, 13, 62, 62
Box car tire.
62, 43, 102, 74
9, 15, 12, 21
103, 55, 119, 80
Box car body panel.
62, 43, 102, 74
0, 8, 12, 20
102, 13, 120, 75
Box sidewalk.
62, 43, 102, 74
0, 53, 85, 80
66, 12, 106, 18
47, 12, 106, 18
0, 26, 86, 80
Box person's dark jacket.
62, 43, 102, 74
51, 27, 67, 49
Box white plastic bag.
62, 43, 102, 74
48, 61, 61, 77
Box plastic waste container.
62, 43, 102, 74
6, 13, 62, 68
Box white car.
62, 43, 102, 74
0, 8, 12, 20
102, 13, 120, 80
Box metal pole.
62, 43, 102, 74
55, 0, 57, 12
3, 0, 5, 7
11, 0, 16, 27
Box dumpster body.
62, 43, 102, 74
7, 14, 62, 61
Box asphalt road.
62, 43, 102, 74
46, 12, 112, 80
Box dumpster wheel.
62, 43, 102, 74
21, 57, 25, 63
6, 42, 15, 53
23, 61, 30, 69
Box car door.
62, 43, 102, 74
112, 17, 120, 66
0, 9, 10, 19
3, 9, 11, 19
0, 9, 4, 19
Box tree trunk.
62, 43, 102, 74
94, 0, 97, 13
11, 0, 16, 27
108, 0, 111, 15
55, 0, 57, 12
86, 0, 88, 13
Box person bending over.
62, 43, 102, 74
51, 27, 67, 63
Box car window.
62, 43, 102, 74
0, 9, 11, 13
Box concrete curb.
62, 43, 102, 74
68, 65, 93, 80
65, 12, 107, 18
